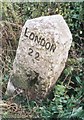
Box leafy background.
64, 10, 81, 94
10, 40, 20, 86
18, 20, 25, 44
1, 2, 84, 120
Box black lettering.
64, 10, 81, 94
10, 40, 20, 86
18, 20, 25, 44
34, 35, 40, 44
29, 32, 35, 40
40, 38, 45, 46
45, 42, 51, 50
27, 32, 56, 53
50, 44, 56, 52
24, 27, 28, 37
28, 48, 33, 56
35, 52, 39, 60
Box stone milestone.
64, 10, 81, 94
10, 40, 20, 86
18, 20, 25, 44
7, 15, 72, 102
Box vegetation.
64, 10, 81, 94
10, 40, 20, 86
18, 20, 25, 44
1, 1, 84, 120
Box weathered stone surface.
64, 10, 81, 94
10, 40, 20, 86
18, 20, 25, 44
7, 15, 72, 102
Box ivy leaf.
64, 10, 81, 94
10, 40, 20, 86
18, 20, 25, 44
70, 107, 84, 119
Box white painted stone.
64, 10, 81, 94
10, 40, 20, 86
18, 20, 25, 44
7, 15, 72, 101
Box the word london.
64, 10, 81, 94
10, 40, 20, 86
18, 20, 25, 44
24, 27, 56, 53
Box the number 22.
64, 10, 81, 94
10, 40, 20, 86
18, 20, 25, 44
28, 48, 39, 60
